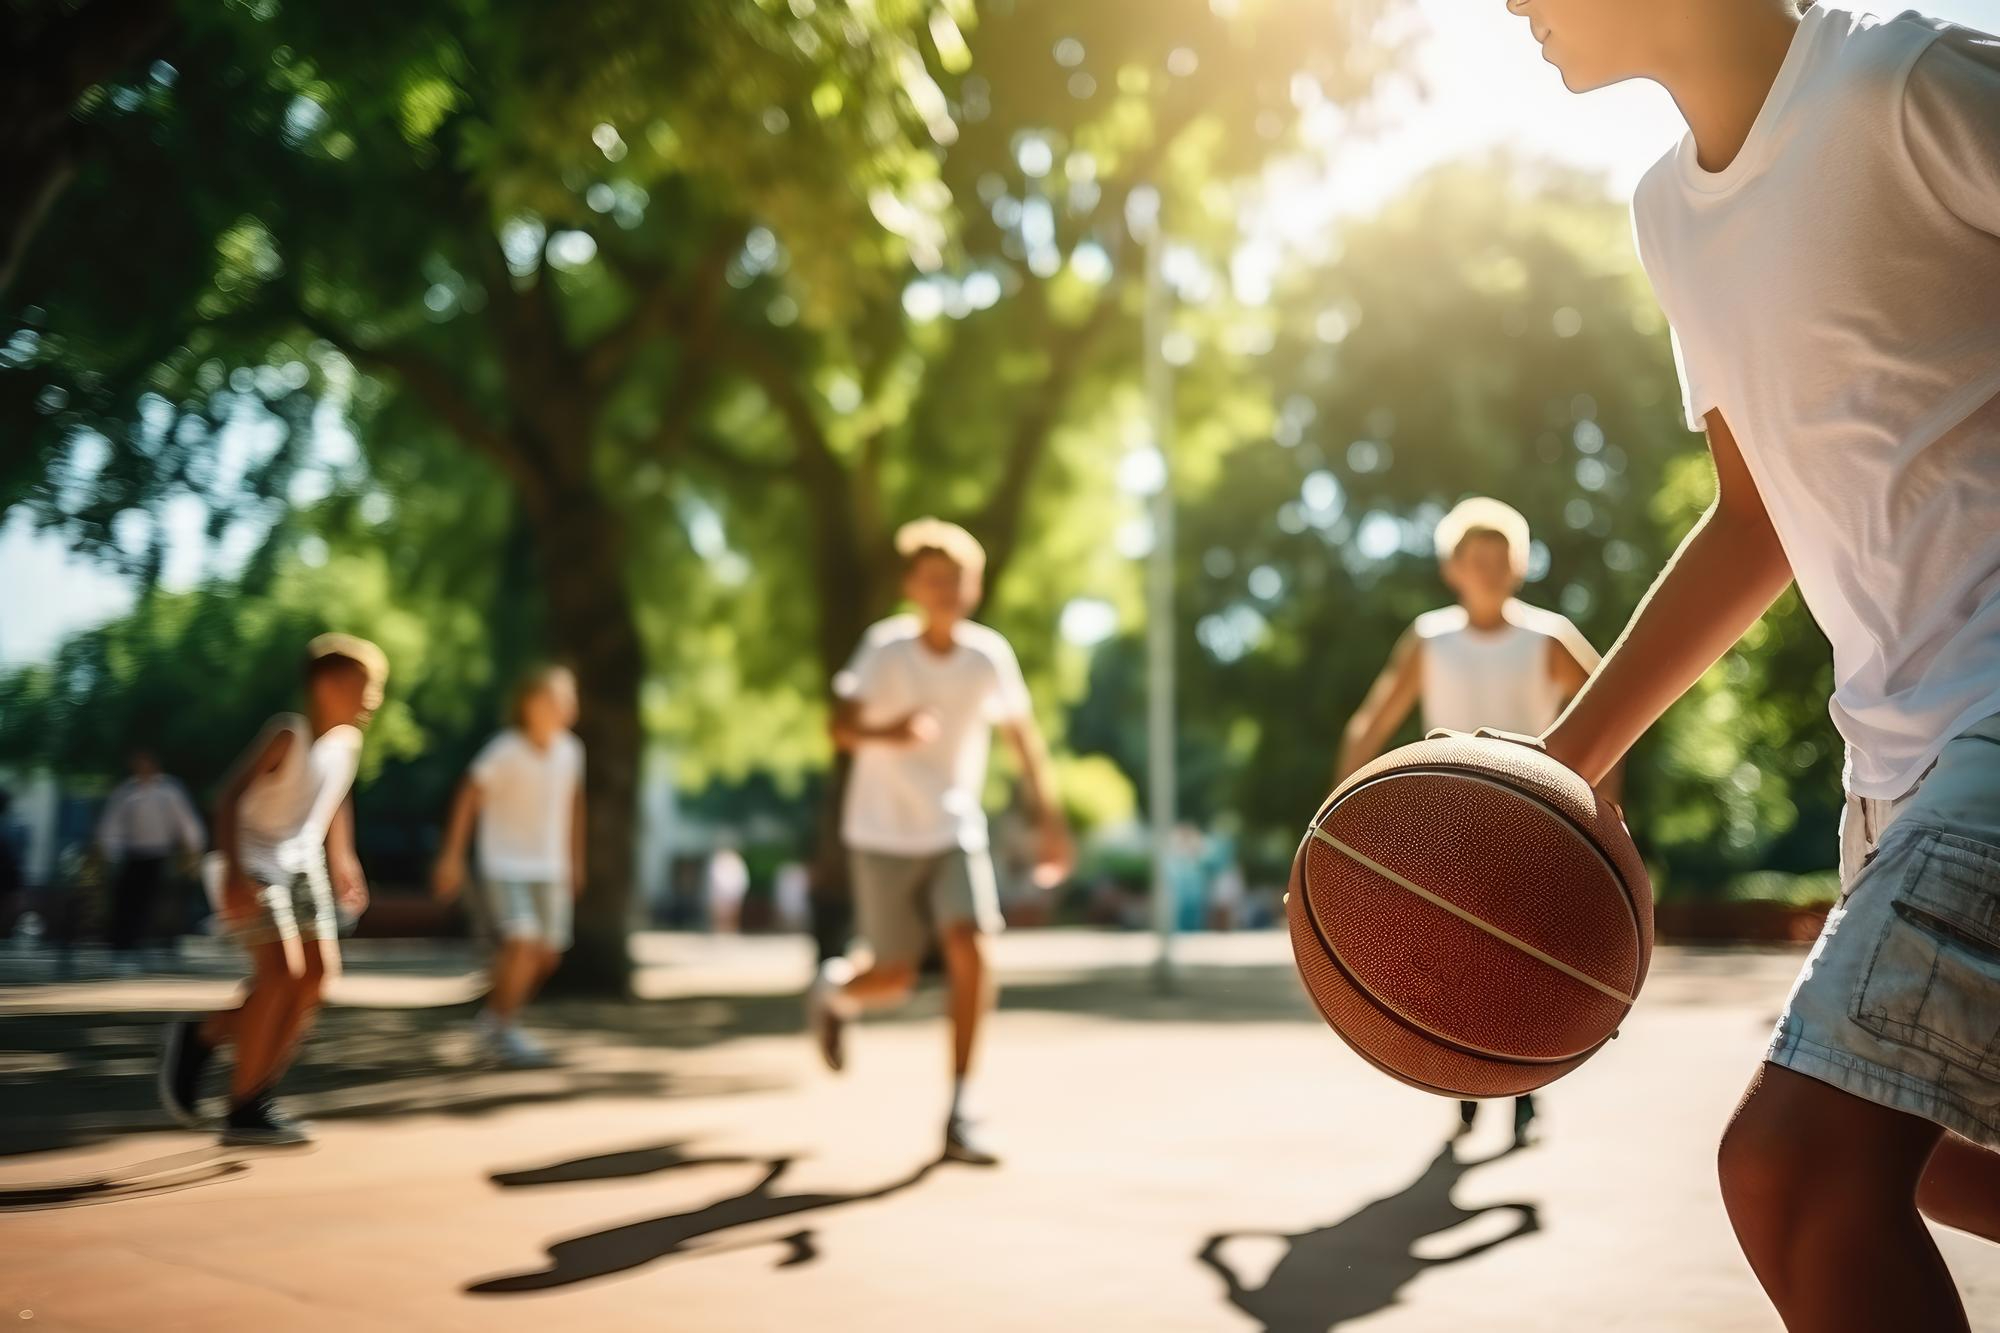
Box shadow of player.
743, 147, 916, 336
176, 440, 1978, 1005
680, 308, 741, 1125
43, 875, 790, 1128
488, 1139, 756, 1188
1198, 1140, 1540, 1332
467, 1153, 939, 1293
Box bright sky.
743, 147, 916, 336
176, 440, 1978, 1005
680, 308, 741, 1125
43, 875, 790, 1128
4, 0, 1998, 664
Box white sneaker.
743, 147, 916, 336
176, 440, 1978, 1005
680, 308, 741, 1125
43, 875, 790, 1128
491, 1025, 555, 1069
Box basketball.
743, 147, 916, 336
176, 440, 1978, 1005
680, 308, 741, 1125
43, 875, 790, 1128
1287, 733, 1653, 1099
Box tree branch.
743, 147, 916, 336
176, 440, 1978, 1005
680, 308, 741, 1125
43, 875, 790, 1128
585, 231, 738, 392
296, 308, 545, 496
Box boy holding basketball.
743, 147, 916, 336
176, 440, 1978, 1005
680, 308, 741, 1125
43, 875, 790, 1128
1507, 0, 2000, 1325
432, 665, 586, 1068
158, 633, 386, 1145
1335, 496, 1603, 1148
808, 518, 1074, 1166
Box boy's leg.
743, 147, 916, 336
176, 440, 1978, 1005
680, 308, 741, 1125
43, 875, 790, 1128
487, 938, 542, 1023
933, 849, 1004, 1163
807, 852, 928, 1071
267, 936, 340, 1079
1918, 1134, 2000, 1243
1721, 1063, 1964, 1332
228, 937, 305, 1103
940, 921, 990, 1085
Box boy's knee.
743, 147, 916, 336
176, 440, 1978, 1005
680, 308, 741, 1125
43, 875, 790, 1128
874, 960, 918, 998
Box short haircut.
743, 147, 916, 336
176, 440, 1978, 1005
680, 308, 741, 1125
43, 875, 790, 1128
510, 664, 575, 728
305, 632, 389, 710
895, 517, 986, 578
1434, 497, 1532, 578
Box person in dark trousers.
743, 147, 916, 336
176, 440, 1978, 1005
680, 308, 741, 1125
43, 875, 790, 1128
94, 749, 204, 967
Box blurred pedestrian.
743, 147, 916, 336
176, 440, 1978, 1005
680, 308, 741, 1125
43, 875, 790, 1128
773, 860, 811, 933
807, 518, 1074, 1166
433, 665, 584, 1068
94, 748, 204, 968
157, 633, 386, 1145
706, 844, 749, 933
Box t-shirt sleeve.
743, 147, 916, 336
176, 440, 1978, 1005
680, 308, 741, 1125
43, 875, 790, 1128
1629, 193, 1715, 433
982, 636, 1033, 724
833, 633, 885, 702
1903, 26, 2000, 238
1666, 325, 1715, 434
468, 735, 508, 788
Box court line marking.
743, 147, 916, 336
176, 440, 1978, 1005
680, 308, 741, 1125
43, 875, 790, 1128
1308, 826, 1636, 1006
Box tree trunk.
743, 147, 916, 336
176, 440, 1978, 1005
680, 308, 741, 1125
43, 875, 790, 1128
805, 534, 889, 962
529, 487, 646, 997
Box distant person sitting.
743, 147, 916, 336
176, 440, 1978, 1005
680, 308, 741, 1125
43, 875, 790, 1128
433, 666, 586, 1069
1333, 497, 1608, 1149
94, 748, 204, 968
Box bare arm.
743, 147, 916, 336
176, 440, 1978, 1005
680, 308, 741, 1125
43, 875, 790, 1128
1546, 637, 1623, 802
1336, 630, 1424, 785
829, 698, 935, 752
215, 729, 294, 914
1001, 713, 1076, 886
1542, 410, 1793, 785
327, 797, 367, 916
431, 776, 482, 900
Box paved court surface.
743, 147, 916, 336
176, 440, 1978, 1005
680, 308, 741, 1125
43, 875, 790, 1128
3, 931, 1996, 1331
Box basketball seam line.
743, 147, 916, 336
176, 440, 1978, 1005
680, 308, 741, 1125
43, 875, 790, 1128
1307, 827, 1637, 1006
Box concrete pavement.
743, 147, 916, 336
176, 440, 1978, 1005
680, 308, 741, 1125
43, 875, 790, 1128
2, 931, 1996, 1331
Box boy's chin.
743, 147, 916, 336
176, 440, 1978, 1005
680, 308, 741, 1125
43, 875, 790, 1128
1544, 48, 1623, 94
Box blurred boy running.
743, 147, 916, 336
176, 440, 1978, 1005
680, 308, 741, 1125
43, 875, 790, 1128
433, 666, 586, 1068
1335, 497, 1603, 1147
808, 519, 1074, 1165
157, 633, 386, 1146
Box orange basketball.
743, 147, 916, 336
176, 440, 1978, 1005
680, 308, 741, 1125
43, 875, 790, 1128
1287, 733, 1652, 1098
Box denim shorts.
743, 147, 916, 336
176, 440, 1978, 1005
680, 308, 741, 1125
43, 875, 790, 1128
1767, 715, 2000, 1148
484, 880, 573, 952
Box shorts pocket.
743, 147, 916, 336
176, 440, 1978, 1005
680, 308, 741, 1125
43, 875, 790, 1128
1850, 829, 2000, 1082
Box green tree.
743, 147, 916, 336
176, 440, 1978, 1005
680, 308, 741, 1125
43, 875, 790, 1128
5, 0, 1407, 985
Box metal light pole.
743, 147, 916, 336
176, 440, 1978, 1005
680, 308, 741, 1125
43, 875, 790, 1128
1142, 219, 1177, 992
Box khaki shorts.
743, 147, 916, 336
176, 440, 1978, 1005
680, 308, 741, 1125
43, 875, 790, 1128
1767, 715, 2000, 1148
850, 847, 1003, 966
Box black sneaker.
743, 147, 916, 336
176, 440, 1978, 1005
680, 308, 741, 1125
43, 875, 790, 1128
158, 1020, 214, 1129
221, 1092, 316, 1147
942, 1116, 1000, 1167
1512, 1095, 1539, 1149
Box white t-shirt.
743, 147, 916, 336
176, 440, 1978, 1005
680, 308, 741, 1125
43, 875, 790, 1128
1415, 600, 1600, 736
96, 775, 204, 861
236, 715, 363, 884
1631, 6, 2000, 798
837, 615, 1033, 856
471, 729, 584, 885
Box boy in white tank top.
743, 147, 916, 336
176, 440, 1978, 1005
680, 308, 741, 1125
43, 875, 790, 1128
157, 634, 387, 1146
1334, 498, 1604, 1147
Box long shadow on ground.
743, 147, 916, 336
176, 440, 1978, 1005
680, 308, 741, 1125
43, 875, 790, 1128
1199, 1140, 1540, 1332
466, 1146, 940, 1293
0, 999, 776, 1158
1, 957, 1314, 1159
